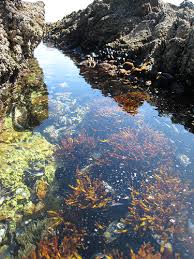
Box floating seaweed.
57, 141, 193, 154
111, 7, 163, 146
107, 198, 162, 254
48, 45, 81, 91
65, 168, 112, 209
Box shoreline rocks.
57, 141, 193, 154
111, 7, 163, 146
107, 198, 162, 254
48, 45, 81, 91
0, 0, 45, 86
45, 0, 194, 88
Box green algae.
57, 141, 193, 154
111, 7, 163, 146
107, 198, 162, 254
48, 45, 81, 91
0, 117, 56, 222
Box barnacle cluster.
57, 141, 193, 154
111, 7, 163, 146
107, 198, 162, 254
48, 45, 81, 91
65, 168, 112, 209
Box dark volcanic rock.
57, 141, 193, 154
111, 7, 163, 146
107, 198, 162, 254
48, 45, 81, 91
46, 0, 194, 87
0, 0, 45, 85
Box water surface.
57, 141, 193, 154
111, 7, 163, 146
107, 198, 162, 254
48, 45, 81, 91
0, 43, 194, 258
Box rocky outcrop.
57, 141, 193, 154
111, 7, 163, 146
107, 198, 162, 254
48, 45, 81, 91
0, 0, 45, 85
46, 0, 194, 87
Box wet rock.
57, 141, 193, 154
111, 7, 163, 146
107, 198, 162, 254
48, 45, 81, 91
46, 0, 194, 87
154, 73, 175, 88
118, 69, 130, 77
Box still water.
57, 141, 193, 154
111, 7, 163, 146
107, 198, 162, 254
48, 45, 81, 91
0, 43, 194, 258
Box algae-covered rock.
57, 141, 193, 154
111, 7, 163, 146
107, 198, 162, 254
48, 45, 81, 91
0, 117, 56, 222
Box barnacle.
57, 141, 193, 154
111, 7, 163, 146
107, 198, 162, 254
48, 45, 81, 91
65, 168, 112, 209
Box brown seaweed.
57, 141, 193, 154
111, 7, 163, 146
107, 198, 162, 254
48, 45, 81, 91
65, 168, 112, 209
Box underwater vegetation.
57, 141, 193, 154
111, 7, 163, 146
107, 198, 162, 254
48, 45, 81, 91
104, 243, 176, 259
65, 168, 112, 209
0, 117, 56, 221
56, 132, 97, 166
125, 170, 194, 255
26, 222, 85, 259
94, 105, 122, 118
114, 91, 150, 115
107, 126, 173, 162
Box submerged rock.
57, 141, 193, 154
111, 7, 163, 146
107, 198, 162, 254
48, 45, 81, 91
0, 117, 56, 222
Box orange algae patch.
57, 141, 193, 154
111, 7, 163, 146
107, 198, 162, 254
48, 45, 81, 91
65, 168, 112, 209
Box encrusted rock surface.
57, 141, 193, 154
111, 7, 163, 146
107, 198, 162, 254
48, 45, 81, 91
0, 0, 45, 85
46, 0, 194, 86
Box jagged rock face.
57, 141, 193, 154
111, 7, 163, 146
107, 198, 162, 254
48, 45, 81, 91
47, 0, 194, 86
0, 0, 45, 85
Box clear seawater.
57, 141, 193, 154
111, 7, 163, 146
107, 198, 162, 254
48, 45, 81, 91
0, 42, 194, 258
